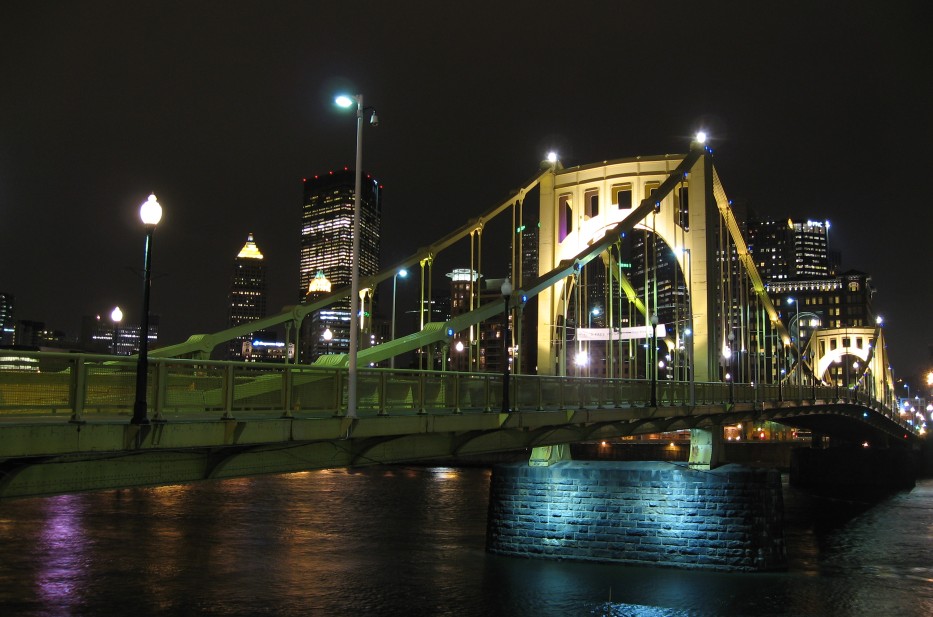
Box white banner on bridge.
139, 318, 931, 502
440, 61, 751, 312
576, 324, 666, 341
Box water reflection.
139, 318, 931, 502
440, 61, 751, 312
0, 470, 930, 616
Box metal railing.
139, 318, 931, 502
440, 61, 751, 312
0, 351, 917, 433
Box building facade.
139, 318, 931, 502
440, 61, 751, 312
0, 293, 14, 346
228, 233, 268, 360
747, 217, 831, 281
299, 169, 382, 360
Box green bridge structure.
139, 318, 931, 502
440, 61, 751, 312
0, 140, 921, 500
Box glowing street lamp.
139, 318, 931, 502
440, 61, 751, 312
390, 268, 408, 368
131, 194, 162, 425
787, 297, 800, 385
650, 313, 659, 407
334, 93, 377, 418
110, 306, 123, 355
501, 279, 512, 413
322, 327, 333, 355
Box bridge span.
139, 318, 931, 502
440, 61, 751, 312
2, 142, 923, 501
0, 351, 918, 499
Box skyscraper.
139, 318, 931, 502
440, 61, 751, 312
228, 233, 267, 360
747, 217, 830, 281
0, 293, 14, 346
299, 168, 381, 359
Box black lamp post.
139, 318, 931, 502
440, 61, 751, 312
650, 313, 658, 407
131, 194, 162, 425
728, 332, 736, 404
501, 279, 512, 413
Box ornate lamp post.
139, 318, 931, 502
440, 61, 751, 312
323, 327, 333, 355
131, 194, 162, 425
110, 306, 123, 355
501, 279, 512, 413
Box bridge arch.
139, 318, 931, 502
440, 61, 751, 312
537, 144, 789, 381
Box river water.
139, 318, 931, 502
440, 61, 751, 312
1, 466, 931, 616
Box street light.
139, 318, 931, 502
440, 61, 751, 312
501, 279, 512, 413
131, 194, 162, 425
323, 327, 333, 355
110, 306, 122, 355
787, 297, 799, 385
675, 247, 695, 397
726, 331, 736, 403
390, 268, 408, 368
335, 93, 377, 418
650, 313, 658, 407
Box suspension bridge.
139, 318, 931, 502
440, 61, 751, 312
0, 139, 920, 499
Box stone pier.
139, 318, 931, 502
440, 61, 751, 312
486, 461, 786, 571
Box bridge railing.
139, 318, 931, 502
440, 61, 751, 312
0, 351, 916, 433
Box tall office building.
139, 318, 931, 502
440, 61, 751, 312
299, 168, 381, 359
747, 218, 830, 281
228, 233, 268, 360
0, 293, 14, 346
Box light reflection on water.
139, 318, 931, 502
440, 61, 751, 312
0, 469, 931, 616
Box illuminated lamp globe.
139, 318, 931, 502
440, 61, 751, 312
139, 194, 162, 226
695, 131, 707, 144
335, 95, 354, 108
111, 306, 123, 323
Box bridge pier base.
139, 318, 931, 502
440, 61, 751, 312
487, 461, 786, 572
528, 444, 572, 467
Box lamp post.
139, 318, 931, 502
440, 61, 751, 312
335, 93, 376, 418
390, 268, 408, 368
726, 331, 735, 403
110, 306, 123, 355
788, 298, 799, 385
501, 279, 512, 413
588, 307, 600, 377
677, 247, 694, 404
323, 327, 333, 355
131, 194, 162, 425
650, 313, 658, 407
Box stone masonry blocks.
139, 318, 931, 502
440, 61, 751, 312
486, 460, 785, 572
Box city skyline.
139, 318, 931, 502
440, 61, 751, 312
1, 2, 929, 377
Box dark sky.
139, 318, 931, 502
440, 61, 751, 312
1, 1, 931, 378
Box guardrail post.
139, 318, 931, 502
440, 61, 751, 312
453, 373, 462, 414
69, 356, 87, 423
334, 369, 344, 416
484, 375, 492, 412
221, 364, 235, 419
380, 372, 390, 416
152, 361, 167, 421
282, 368, 293, 418
418, 372, 429, 414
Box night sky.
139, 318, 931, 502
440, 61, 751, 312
1, 1, 930, 378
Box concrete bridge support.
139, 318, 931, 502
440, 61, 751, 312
687, 427, 724, 470
487, 461, 786, 571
